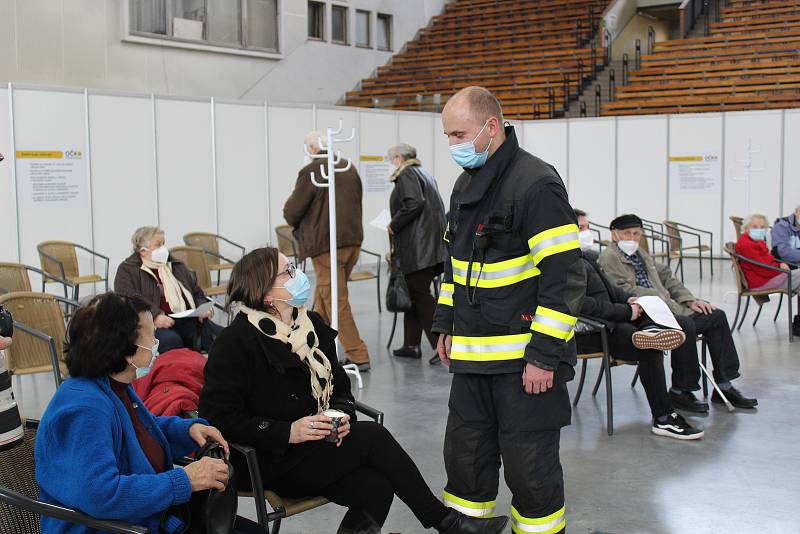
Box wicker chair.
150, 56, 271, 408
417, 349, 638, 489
0, 263, 74, 297
182, 232, 244, 285
724, 242, 796, 342
730, 216, 744, 239
0, 420, 147, 534
274, 225, 307, 272
0, 292, 76, 387
232, 402, 384, 534
167, 246, 228, 299
663, 220, 714, 279
36, 241, 109, 300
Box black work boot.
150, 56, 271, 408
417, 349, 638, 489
436, 509, 509, 534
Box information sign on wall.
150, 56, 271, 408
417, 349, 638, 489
668, 153, 721, 193
16, 149, 89, 208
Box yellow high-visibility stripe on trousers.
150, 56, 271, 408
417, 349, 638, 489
443, 490, 496, 518
530, 306, 577, 342
450, 333, 532, 362
527, 224, 580, 266
451, 255, 539, 289
510, 505, 565, 534
438, 282, 454, 307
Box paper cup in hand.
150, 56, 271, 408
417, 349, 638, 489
322, 409, 346, 443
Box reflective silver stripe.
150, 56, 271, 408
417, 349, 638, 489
451, 260, 535, 281
511, 516, 565, 533
444, 500, 494, 518
530, 232, 578, 258
452, 341, 529, 354
532, 313, 574, 334
439, 288, 453, 298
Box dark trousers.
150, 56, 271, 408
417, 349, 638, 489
579, 322, 673, 418
444, 373, 568, 528
264, 421, 447, 532
403, 266, 438, 349
671, 311, 740, 391
155, 318, 222, 354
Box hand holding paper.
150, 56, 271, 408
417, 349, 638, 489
169, 299, 214, 319
634, 296, 681, 330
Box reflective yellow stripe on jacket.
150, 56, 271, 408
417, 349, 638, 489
527, 224, 580, 266
438, 283, 454, 307
451, 255, 540, 289
511, 505, 565, 534
530, 306, 577, 342
443, 491, 496, 518
450, 333, 532, 362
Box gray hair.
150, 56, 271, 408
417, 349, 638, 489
304, 130, 324, 151
388, 143, 417, 161
131, 226, 164, 253
743, 214, 768, 229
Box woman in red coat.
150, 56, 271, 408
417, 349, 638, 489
736, 214, 800, 295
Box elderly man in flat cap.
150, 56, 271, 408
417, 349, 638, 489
599, 214, 757, 412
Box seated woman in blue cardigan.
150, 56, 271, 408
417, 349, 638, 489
34, 292, 236, 534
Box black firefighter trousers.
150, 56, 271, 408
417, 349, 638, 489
443, 372, 570, 534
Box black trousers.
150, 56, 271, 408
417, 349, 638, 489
403, 266, 438, 349
671, 311, 740, 391
578, 322, 673, 418
444, 373, 568, 530
155, 318, 222, 354
264, 421, 447, 533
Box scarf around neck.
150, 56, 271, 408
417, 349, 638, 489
389, 158, 422, 182
141, 257, 196, 313
239, 304, 333, 413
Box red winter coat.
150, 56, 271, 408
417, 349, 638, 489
735, 233, 781, 289
133, 349, 206, 417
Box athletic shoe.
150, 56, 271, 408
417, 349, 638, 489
669, 390, 709, 413
712, 387, 757, 409
340, 358, 371, 372
632, 328, 686, 351
652, 412, 704, 440
392, 346, 421, 359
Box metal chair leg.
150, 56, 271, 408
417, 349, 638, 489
789, 292, 795, 343
270, 517, 282, 534
773, 293, 784, 322
701, 339, 708, 398
604, 353, 613, 436
376, 268, 382, 313
736, 297, 751, 330
752, 304, 764, 327
573, 359, 588, 407
386, 312, 398, 349
732, 296, 742, 331
591, 361, 605, 397
630, 367, 639, 388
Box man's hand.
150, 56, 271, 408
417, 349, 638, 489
689, 300, 716, 315
630, 303, 643, 321
522, 363, 554, 395
154, 314, 175, 329
0, 337, 11, 351
436, 334, 452, 366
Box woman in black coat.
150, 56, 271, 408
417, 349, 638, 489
387, 144, 448, 362
198, 247, 507, 534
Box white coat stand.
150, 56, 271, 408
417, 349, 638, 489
303, 121, 363, 389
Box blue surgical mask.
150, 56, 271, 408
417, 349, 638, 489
449, 120, 493, 169
748, 228, 767, 241
132, 339, 159, 379
276, 270, 311, 308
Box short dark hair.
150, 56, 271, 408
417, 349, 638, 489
65, 292, 151, 378
574, 209, 587, 218
227, 247, 280, 312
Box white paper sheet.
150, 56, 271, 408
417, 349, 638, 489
635, 296, 682, 330
169, 299, 214, 319
369, 209, 392, 231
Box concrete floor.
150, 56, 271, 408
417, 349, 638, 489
15, 258, 800, 533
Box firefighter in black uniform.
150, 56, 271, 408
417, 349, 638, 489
434, 87, 585, 534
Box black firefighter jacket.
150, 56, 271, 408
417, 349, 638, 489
432, 126, 586, 382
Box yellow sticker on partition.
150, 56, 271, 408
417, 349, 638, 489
16, 150, 64, 159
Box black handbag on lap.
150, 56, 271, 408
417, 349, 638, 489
162, 441, 238, 534
386, 240, 413, 313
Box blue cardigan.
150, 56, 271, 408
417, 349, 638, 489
35, 376, 205, 534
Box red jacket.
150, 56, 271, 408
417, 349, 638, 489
735, 233, 781, 289
133, 349, 206, 417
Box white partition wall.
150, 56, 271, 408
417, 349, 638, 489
398, 112, 436, 178
0, 87, 17, 262
214, 100, 269, 254
89, 93, 158, 278
522, 120, 569, 185
617, 115, 668, 223
359, 110, 398, 255
568, 118, 617, 227
784, 110, 800, 216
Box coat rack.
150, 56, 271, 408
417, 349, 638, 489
303, 120, 363, 388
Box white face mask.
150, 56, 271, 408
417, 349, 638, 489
150, 245, 169, 264
578, 230, 594, 251
618, 240, 639, 256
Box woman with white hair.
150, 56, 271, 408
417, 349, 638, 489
386, 144, 448, 363
736, 214, 800, 333
114, 226, 221, 355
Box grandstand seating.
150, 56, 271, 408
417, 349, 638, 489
345, 0, 610, 120
604, 0, 800, 116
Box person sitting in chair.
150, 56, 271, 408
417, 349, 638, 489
576, 210, 702, 440
199, 247, 508, 534
114, 226, 221, 354
599, 214, 758, 411
771, 205, 800, 265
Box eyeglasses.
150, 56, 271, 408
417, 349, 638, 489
280, 263, 297, 279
